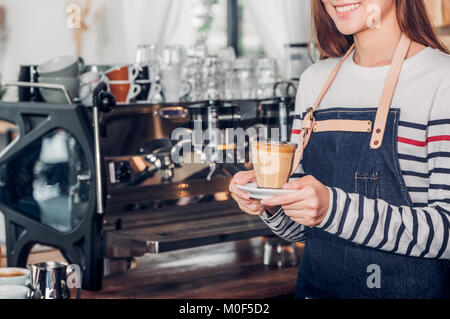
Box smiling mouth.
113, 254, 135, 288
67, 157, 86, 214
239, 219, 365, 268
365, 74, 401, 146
335, 2, 362, 16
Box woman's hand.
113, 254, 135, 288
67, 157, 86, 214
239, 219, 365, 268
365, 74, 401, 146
261, 175, 330, 227
229, 170, 280, 216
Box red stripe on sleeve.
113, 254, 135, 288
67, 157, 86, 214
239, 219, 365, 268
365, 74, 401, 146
427, 135, 450, 143
397, 137, 427, 147
398, 135, 450, 147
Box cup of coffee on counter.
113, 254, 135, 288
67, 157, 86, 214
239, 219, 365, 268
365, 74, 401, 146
0, 267, 30, 287
251, 139, 296, 189
0, 286, 30, 299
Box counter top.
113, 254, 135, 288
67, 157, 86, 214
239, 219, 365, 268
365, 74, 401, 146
1, 238, 303, 299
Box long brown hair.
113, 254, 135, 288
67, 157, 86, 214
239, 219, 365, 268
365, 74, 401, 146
312, 0, 449, 59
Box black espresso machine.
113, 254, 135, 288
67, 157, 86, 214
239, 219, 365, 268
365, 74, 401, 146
0, 80, 296, 290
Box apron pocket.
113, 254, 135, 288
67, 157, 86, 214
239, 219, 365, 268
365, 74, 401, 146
354, 172, 379, 199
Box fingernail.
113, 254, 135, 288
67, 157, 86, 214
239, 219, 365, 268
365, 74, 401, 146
261, 199, 267, 205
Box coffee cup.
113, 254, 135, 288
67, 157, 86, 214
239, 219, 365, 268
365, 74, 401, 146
0, 285, 30, 299
251, 140, 296, 189
38, 76, 79, 104
37, 55, 84, 78
135, 80, 162, 103
79, 71, 102, 106
108, 81, 142, 104
0, 267, 30, 286
105, 65, 139, 82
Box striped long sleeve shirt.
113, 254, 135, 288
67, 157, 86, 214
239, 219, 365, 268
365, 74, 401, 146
260, 47, 450, 260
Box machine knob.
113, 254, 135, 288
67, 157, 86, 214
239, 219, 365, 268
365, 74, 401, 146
98, 91, 116, 113
92, 82, 116, 113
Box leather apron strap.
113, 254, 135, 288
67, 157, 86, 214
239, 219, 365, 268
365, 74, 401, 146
291, 33, 411, 174
370, 33, 411, 149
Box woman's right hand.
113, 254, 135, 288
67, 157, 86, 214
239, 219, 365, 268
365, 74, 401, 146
229, 170, 280, 216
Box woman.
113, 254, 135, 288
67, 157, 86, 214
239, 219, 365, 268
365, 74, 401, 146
229, 0, 450, 299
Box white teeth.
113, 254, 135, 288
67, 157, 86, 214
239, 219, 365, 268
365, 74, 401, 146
336, 3, 361, 13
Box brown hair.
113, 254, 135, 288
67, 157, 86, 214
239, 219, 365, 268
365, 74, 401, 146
311, 0, 449, 59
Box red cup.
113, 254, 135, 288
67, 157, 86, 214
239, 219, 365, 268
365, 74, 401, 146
105, 65, 139, 82
109, 81, 142, 104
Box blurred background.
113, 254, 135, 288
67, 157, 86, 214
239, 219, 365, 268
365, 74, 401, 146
0, 0, 449, 247
0, 0, 311, 100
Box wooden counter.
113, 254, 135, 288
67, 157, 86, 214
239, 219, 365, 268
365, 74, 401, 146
1, 238, 302, 299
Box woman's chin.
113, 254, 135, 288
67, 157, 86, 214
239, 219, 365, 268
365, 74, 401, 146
335, 22, 367, 36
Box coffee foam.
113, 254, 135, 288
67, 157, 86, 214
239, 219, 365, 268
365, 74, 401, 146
254, 142, 297, 153
252, 141, 296, 189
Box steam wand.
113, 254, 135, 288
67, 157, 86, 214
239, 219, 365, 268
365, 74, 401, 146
92, 82, 115, 214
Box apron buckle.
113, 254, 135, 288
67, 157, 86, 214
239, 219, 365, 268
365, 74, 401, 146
302, 107, 316, 134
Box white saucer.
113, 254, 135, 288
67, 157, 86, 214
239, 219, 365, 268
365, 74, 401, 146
236, 183, 296, 200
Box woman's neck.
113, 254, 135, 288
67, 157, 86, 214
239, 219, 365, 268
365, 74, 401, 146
353, 8, 403, 67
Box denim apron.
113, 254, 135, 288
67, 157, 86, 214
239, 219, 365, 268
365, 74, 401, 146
294, 34, 450, 298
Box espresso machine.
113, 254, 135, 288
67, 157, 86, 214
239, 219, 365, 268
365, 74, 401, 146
0, 79, 296, 290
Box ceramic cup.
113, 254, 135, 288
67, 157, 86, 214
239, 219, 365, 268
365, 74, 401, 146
37, 55, 84, 78
105, 65, 139, 82
108, 81, 142, 104
135, 80, 162, 103
0, 267, 30, 287
0, 285, 30, 299
38, 76, 79, 104
161, 67, 192, 103
79, 71, 102, 106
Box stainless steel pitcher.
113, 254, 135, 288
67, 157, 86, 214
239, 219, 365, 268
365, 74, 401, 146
28, 262, 81, 299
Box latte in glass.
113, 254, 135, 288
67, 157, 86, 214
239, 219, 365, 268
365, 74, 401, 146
251, 140, 296, 189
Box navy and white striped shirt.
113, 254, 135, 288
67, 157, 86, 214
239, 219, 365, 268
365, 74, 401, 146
260, 47, 450, 260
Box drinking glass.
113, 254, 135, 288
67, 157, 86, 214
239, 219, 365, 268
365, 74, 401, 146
225, 57, 256, 100
161, 45, 189, 102
187, 44, 208, 60
136, 44, 162, 101
163, 45, 186, 67
161, 68, 191, 103
256, 57, 279, 99
136, 44, 161, 66
181, 56, 203, 101
218, 46, 236, 74
217, 46, 236, 62
202, 56, 225, 100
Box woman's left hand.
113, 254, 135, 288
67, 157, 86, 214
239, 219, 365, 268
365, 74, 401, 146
261, 175, 330, 227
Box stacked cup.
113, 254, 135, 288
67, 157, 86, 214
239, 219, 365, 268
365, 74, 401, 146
37, 55, 84, 104
135, 44, 163, 104
0, 267, 31, 299
105, 65, 142, 104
